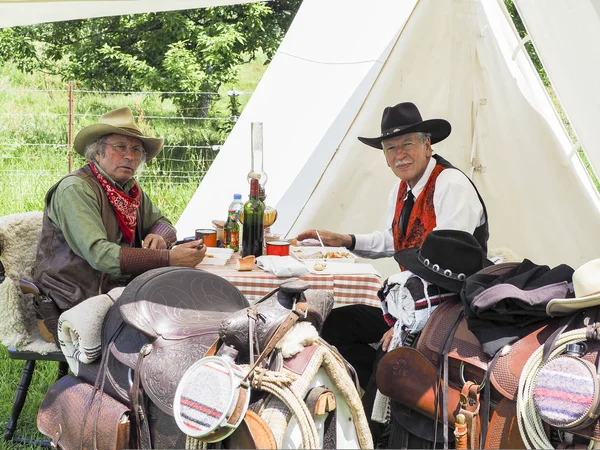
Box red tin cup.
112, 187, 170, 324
195, 228, 217, 247
266, 240, 290, 256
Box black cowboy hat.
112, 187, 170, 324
358, 102, 451, 149
394, 229, 492, 293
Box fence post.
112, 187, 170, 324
67, 81, 74, 172
228, 90, 240, 123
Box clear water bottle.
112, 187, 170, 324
229, 193, 244, 223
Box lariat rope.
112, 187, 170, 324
517, 327, 590, 449
185, 436, 207, 449
241, 366, 320, 449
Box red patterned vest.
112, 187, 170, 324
392, 165, 445, 252
392, 155, 489, 257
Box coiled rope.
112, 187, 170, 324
243, 366, 320, 449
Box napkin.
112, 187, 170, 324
256, 256, 308, 278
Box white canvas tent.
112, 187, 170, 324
0, 0, 261, 29
177, 0, 600, 278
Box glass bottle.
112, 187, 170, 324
241, 178, 265, 258
247, 122, 268, 200
224, 208, 240, 252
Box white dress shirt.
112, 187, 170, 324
353, 156, 485, 259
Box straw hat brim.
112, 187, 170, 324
546, 293, 600, 316
74, 123, 164, 160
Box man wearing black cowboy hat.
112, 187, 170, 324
32, 107, 207, 339
297, 102, 490, 438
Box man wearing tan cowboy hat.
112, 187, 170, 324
297, 102, 490, 441
32, 107, 206, 338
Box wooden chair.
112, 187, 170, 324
0, 212, 68, 446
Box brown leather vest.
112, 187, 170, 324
32, 165, 145, 309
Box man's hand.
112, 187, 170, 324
380, 328, 394, 352
169, 240, 207, 267
296, 229, 353, 247
143, 233, 167, 250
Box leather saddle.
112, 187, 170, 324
79, 266, 333, 448
380, 295, 600, 448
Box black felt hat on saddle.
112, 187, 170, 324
394, 229, 492, 293
358, 102, 452, 149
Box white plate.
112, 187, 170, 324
290, 246, 357, 263
305, 262, 382, 277
199, 247, 234, 265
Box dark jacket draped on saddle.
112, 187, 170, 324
461, 259, 575, 356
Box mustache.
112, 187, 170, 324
395, 159, 412, 167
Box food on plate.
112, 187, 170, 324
313, 262, 327, 271
205, 254, 215, 258
236, 255, 255, 271
298, 251, 353, 260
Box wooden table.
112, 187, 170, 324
199, 254, 383, 308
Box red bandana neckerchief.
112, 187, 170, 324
89, 163, 141, 244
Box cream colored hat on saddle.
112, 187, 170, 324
74, 107, 164, 160
546, 259, 600, 316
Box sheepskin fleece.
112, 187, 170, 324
0, 211, 43, 280
0, 211, 58, 353
276, 322, 319, 358
488, 247, 523, 264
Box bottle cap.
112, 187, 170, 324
234, 193, 242, 199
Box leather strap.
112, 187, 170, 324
305, 386, 336, 417
435, 309, 464, 449
82, 317, 125, 449
479, 348, 502, 447
454, 414, 468, 450
322, 406, 337, 449
305, 386, 337, 449
459, 382, 480, 449
543, 312, 579, 363
130, 344, 152, 449
204, 338, 221, 357
243, 302, 308, 382
247, 307, 258, 365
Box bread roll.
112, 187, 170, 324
236, 255, 255, 271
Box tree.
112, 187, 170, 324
0, 1, 302, 113
503, 0, 549, 86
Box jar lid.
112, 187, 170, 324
267, 240, 290, 247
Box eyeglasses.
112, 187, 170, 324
104, 142, 146, 158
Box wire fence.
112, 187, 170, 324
0, 84, 252, 217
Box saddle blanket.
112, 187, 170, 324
57, 287, 124, 374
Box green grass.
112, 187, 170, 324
0, 53, 267, 445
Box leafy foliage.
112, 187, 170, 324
0, 0, 302, 114
503, 0, 549, 86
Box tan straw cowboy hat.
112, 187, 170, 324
74, 107, 164, 160
546, 259, 600, 316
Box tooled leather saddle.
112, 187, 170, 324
77, 266, 333, 449
378, 293, 600, 449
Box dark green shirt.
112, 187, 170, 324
48, 163, 172, 277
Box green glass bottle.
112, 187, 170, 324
241, 178, 265, 257
224, 208, 240, 251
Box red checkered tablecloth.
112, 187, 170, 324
199, 254, 382, 308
